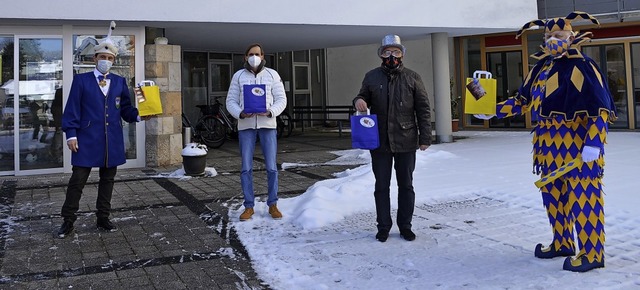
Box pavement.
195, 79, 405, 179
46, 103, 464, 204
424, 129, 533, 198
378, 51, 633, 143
0, 129, 356, 289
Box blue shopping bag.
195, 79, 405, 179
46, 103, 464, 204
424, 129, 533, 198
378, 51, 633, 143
350, 111, 379, 150
243, 84, 267, 113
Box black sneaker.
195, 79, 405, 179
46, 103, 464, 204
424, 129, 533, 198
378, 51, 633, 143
57, 221, 74, 239
400, 229, 416, 241
375, 229, 389, 242
96, 218, 117, 232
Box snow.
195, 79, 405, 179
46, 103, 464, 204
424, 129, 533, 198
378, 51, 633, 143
181, 143, 208, 156
228, 131, 640, 290
152, 167, 217, 180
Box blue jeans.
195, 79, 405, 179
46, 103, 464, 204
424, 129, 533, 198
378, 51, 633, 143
238, 128, 278, 208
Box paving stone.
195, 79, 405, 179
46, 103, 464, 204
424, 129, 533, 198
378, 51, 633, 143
0, 131, 355, 289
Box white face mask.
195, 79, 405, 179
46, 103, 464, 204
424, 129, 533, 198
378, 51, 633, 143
248, 55, 262, 68
97, 60, 113, 74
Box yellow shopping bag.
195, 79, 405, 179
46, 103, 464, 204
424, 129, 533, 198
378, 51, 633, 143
135, 80, 163, 116
464, 70, 496, 115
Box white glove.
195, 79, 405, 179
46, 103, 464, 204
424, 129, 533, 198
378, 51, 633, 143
581, 145, 600, 162
473, 114, 495, 120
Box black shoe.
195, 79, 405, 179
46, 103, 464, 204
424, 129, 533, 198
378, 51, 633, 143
96, 218, 117, 232
400, 229, 416, 241
534, 243, 574, 259
376, 229, 389, 242
57, 221, 74, 239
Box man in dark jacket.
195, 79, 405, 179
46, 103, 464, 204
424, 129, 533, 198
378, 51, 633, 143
353, 34, 431, 242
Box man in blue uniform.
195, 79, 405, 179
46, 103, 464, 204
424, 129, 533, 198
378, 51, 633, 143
57, 22, 144, 238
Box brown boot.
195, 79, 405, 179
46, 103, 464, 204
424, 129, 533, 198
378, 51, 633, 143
269, 204, 283, 219
239, 208, 254, 221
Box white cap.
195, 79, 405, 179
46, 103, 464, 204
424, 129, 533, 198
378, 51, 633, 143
94, 21, 118, 57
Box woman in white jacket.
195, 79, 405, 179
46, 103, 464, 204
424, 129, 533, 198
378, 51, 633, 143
226, 43, 287, 221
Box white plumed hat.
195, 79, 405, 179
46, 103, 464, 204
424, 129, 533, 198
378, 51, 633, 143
93, 21, 118, 56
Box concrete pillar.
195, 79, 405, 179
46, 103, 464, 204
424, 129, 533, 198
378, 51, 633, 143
431, 32, 453, 143
144, 44, 183, 167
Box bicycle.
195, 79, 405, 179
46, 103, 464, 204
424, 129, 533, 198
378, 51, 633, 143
192, 97, 237, 149
276, 110, 293, 139
182, 108, 225, 149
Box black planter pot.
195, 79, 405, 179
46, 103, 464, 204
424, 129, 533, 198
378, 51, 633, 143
182, 155, 206, 176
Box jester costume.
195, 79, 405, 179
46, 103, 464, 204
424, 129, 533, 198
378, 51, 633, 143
495, 12, 616, 272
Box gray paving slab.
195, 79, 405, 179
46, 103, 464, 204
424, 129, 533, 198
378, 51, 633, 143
0, 128, 357, 289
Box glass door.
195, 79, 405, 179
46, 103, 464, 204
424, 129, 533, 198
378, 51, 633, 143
582, 44, 628, 129
16, 37, 63, 171
486, 51, 525, 128
0, 36, 16, 173
208, 59, 231, 109
632, 43, 640, 129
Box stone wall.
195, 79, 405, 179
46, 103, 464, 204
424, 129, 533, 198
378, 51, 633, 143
143, 44, 183, 167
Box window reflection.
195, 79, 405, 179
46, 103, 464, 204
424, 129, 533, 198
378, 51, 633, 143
583, 45, 628, 129
0, 36, 15, 171
632, 43, 640, 128
16, 38, 63, 170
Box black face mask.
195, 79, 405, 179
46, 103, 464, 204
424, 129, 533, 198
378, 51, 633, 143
382, 55, 402, 69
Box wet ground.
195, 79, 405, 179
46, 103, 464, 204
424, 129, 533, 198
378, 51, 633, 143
0, 129, 355, 289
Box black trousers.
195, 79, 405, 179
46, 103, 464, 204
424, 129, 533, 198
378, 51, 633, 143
61, 166, 117, 223
370, 150, 416, 231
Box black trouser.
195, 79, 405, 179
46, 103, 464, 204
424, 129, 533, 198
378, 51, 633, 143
61, 166, 117, 223
370, 150, 416, 232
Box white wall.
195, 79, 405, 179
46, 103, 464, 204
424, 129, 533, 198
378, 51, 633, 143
2, 0, 536, 30
326, 37, 436, 113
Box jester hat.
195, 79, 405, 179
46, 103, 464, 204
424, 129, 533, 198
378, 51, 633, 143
516, 11, 600, 39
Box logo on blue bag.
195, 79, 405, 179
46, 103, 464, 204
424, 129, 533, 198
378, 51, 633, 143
251, 87, 265, 97
360, 117, 375, 128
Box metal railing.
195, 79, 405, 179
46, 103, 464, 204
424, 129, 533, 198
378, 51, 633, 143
538, 0, 640, 22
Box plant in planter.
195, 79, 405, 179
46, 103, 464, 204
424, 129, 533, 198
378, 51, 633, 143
451, 95, 461, 120
451, 95, 461, 132
449, 77, 461, 120
450, 77, 461, 132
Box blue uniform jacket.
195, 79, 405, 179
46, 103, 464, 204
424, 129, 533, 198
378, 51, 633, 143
62, 72, 139, 168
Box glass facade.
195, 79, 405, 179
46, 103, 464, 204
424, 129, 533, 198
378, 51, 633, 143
459, 28, 640, 130
487, 51, 525, 128
0, 26, 144, 175
181, 50, 278, 128
460, 38, 483, 127
0, 36, 15, 171
632, 43, 640, 128
582, 44, 628, 129
18, 38, 63, 170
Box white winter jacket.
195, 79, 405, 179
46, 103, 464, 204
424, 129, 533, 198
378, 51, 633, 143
226, 67, 287, 131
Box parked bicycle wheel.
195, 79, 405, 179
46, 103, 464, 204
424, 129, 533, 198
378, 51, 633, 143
196, 116, 226, 148
277, 111, 293, 139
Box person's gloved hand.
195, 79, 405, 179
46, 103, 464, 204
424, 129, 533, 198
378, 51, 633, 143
473, 114, 495, 120
581, 145, 600, 162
